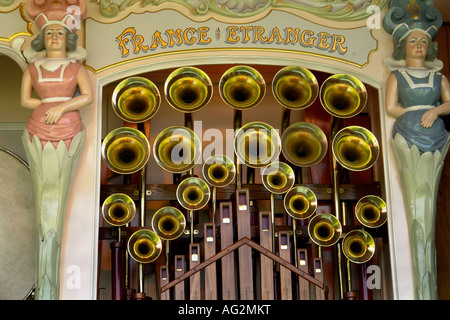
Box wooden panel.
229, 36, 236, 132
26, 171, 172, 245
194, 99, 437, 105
314, 258, 325, 300
159, 265, 170, 300
297, 249, 310, 300
259, 211, 274, 300
219, 201, 236, 300
235, 189, 254, 300
204, 223, 217, 300
189, 243, 201, 300
278, 231, 292, 300
174, 255, 185, 300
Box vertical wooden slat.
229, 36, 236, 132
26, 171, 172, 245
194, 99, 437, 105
204, 223, 217, 300
220, 201, 236, 300
259, 211, 274, 300
235, 189, 254, 300
297, 249, 310, 300
174, 255, 185, 300
189, 243, 202, 300
159, 265, 170, 300
314, 257, 325, 300
279, 231, 292, 300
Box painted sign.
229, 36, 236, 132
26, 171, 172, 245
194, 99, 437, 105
85, 9, 377, 72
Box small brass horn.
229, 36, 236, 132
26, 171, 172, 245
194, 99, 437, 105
127, 229, 162, 263
152, 206, 186, 241
342, 229, 375, 264
272, 66, 318, 110
102, 193, 136, 226
102, 127, 151, 175
112, 77, 161, 123
261, 161, 295, 194
202, 155, 236, 188
355, 195, 387, 228
165, 67, 213, 113
320, 74, 367, 118
281, 122, 328, 167
308, 213, 342, 247
219, 65, 266, 110
284, 186, 317, 220
176, 177, 211, 211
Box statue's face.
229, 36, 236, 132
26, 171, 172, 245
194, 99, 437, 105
406, 30, 429, 61
44, 24, 66, 53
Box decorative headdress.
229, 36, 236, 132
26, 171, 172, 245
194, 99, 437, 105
35, 12, 78, 33
383, 0, 442, 43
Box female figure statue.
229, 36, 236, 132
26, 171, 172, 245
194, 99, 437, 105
20, 11, 92, 299
383, 2, 450, 299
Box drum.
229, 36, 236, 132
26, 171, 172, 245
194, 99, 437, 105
0, 146, 36, 299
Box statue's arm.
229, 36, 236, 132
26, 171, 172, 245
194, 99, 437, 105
44, 66, 93, 124
420, 75, 450, 128
20, 67, 41, 110
385, 72, 405, 119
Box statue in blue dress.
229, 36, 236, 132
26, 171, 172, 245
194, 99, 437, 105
383, 1, 450, 299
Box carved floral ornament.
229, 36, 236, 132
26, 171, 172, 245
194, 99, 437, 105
93, 0, 386, 20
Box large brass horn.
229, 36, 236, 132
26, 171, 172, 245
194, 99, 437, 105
165, 67, 213, 113
234, 121, 281, 168
332, 126, 379, 171
308, 213, 342, 247
281, 122, 328, 167
202, 155, 236, 188
272, 66, 318, 110
153, 126, 202, 174
320, 74, 367, 118
102, 193, 136, 227
176, 177, 211, 211
152, 206, 186, 240
284, 186, 317, 220
127, 229, 162, 263
102, 127, 151, 174
219, 65, 266, 110
355, 195, 387, 228
112, 77, 161, 123
262, 161, 295, 194
342, 229, 375, 264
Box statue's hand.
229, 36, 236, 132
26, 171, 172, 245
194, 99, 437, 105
44, 105, 65, 124
420, 108, 439, 128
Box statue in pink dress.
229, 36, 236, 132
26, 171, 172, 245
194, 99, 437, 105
20, 4, 91, 299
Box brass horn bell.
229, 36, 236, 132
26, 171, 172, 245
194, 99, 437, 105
272, 66, 318, 110
202, 155, 236, 188
262, 161, 295, 194
219, 65, 266, 110
153, 126, 202, 174
281, 122, 328, 167
332, 126, 379, 171
284, 186, 317, 220
127, 229, 162, 263
342, 229, 375, 264
320, 74, 367, 118
102, 193, 136, 226
355, 195, 387, 228
234, 121, 281, 168
152, 206, 186, 240
176, 177, 211, 211
308, 213, 342, 247
165, 67, 213, 113
102, 127, 151, 174
112, 77, 161, 123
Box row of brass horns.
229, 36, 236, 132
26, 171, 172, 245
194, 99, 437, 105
128, 229, 162, 264
262, 161, 295, 194
153, 126, 202, 174
281, 122, 328, 167
176, 177, 211, 211
112, 77, 161, 123
332, 125, 379, 171
284, 186, 317, 220
152, 206, 186, 240
234, 121, 281, 168
320, 74, 368, 118
202, 155, 236, 188
102, 193, 136, 226
102, 127, 151, 175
